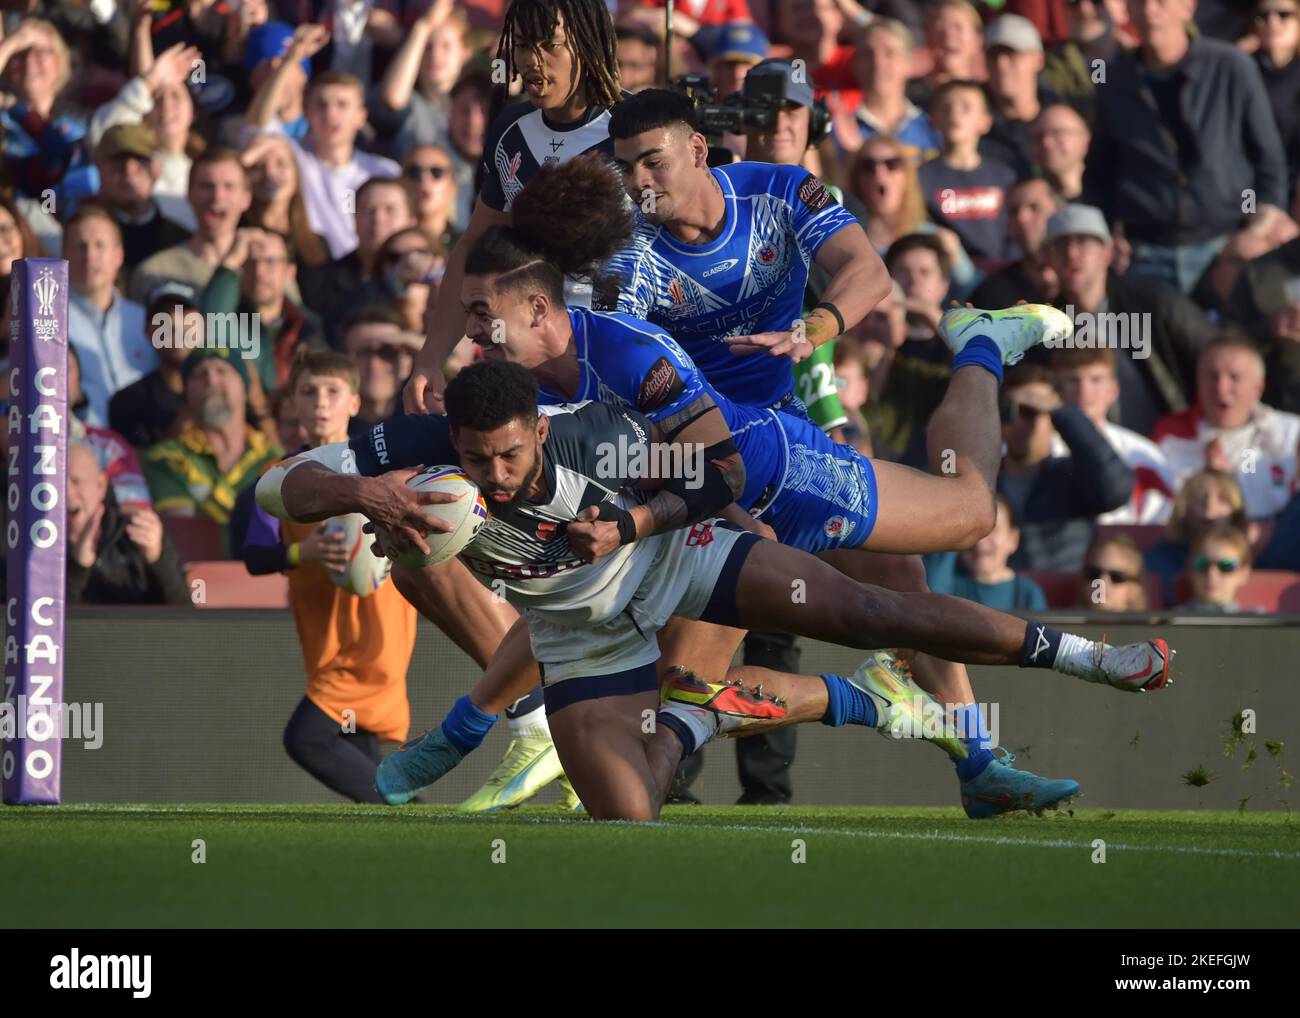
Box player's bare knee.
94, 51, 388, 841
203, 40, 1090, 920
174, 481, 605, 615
950, 490, 996, 550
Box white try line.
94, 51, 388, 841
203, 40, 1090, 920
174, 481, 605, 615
21, 804, 1300, 862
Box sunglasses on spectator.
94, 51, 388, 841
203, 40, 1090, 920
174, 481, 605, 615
406, 164, 450, 180
861, 157, 904, 173
1085, 566, 1138, 584
1194, 556, 1242, 574
1255, 9, 1298, 23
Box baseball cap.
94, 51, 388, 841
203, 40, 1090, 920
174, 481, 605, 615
1045, 203, 1112, 245
147, 281, 202, 318
245, 22, 311, 78
181, 347, 251, 392
701, 21, 770, 65
96, 123, 157, 162
984, 14, 1043, 54
744, 58, 814, 108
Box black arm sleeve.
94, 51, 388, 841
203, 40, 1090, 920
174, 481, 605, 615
348, 414, 459, 476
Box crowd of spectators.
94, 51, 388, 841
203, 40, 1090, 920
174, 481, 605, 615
0, 0, 1296, 618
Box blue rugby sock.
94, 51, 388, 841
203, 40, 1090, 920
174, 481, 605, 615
819, 674, 878, 728
440, 695, 498, 754
952, 335, 1004, 384
952, 702, 995, 780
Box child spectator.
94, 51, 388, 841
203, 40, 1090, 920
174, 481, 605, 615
253, 27, 401, 260
1145, 468, 1254, 604
234, 351, 418, 803
884, 233, 952, 357
925, 494, 1048, 610
918, 79, 1017, 268
240, 22, 311, 141
1178, 524, 1255, 613
1075, 532, 1148, 612
1053, 346, 1177, 525
832, 340, 872, 456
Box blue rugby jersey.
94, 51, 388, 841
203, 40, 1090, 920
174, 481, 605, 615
539, 308, 787, 514
605, 162, 860, 410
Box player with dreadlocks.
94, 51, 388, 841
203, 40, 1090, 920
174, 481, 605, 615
373, 0, 626, 814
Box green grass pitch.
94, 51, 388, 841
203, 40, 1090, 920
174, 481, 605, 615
4, 804, 1298, 927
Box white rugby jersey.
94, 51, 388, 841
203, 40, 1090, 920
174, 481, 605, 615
455, 402, 665, 626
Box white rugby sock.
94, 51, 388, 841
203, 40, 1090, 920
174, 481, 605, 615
507, 705, 551, 741
1050, 633, 1100, 678
658, 703, 720, 756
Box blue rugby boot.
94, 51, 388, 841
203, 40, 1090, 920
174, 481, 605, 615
375, 726, 465, 805
961, 748, 1080, 819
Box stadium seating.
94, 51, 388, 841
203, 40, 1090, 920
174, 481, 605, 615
1093, 525, 1165, 552
185, 562, 289, 609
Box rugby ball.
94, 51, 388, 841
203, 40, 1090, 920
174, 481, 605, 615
375, 466, 489, 569
323, 513, 393, 596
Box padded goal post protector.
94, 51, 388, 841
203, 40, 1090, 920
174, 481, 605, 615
3, 259, 69, 805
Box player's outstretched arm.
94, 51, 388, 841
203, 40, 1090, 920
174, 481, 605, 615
631, 406, 745, 537
258, 450, 457, 556
803, 225, 892, 348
